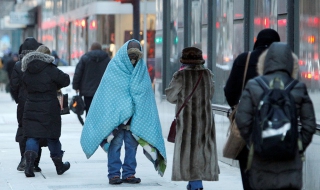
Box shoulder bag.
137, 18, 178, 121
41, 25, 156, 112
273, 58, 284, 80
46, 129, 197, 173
222, 52, 251, 159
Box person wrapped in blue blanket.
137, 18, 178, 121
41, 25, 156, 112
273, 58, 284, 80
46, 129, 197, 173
80, 39, 167, 185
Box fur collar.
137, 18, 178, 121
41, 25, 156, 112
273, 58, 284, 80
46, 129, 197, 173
21, 52, 55, 72
257, 50, 299, 79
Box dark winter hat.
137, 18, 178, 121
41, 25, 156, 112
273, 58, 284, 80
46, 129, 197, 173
253, 28, 280, 50
180, 47, 205, 64
19, 37, 42, 59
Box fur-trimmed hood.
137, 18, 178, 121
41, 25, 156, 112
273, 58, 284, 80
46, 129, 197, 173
21, 51, 55, 73
257, 42, 299, 79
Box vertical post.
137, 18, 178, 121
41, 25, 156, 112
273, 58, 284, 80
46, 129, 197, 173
162, 0, 171, 95
287, 0, 299, 55
143, 0, 147, 62
184, 0, 192, 47
244, 0, 254, 51
207, 0, 216, 72
132, 0, 140, 40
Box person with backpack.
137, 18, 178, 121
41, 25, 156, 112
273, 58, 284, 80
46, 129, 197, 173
235, 42, 316, 190
224, 28, 280, 190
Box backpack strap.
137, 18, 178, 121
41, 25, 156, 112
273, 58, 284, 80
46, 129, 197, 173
255, 76, 270, 93
284, 79, 298, 93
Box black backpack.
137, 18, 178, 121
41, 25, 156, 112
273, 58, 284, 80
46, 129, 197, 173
250, 76, 299, 161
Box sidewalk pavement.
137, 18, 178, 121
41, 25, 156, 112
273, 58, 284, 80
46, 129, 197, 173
0, 91, 242, 190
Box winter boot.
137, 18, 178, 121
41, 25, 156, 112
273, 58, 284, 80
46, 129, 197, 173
34, 148, 42, 172
51, 151, 70, 175
24, 151, 38, 177
17, 157, 26, 171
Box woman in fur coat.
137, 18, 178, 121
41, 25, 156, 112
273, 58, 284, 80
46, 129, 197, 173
166, 47, 219, 190
236, 42, 316, 190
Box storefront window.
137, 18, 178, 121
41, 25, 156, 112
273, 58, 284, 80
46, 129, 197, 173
254, 0, 277, 39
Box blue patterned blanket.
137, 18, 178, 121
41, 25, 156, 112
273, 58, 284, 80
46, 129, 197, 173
80, 39, 167, 176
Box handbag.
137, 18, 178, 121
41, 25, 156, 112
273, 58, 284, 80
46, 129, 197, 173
57, 91, 70, 115
167, 70, 204, 143
69, 94, 85, 125
222, 52, 251, 159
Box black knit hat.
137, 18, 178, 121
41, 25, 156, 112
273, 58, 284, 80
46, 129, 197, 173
180, 47, 205, 64
253, 28, 280, 50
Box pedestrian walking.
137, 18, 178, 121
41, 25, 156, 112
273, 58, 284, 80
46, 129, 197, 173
72, 42, 111, 116
21, 45, 70, 177
224, 28, 280, 190
165, 47, 219, 190
10, 38, 46, 173
80, 39, 167, 185
236, 42, 316, 190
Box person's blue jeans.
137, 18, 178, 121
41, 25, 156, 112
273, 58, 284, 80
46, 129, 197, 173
26, 138, 62, 157
108, 129, 139, 179
188, 180, 203, 190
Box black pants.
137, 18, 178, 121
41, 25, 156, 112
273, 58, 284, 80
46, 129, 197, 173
237, 147, 253, 190
84, 96, 93, 117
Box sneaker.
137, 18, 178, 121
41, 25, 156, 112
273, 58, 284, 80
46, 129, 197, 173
17, 158, 26, 171
109, 176, 123, 185
122, 175, 141, 184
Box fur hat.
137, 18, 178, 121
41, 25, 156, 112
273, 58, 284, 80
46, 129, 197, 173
36, 45, 51, 55
180, 47, 205, 64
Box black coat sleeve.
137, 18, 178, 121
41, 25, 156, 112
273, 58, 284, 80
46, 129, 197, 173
10, 62, 21, 103
51, 66, 70, 89
72, 56, 86, 90
224, 53, 248, 107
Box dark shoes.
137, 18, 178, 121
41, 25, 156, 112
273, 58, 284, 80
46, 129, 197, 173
122, 175, 141, 184
109, 176, 123, 185
34, 165, 42, 172
17, 157, 26, 171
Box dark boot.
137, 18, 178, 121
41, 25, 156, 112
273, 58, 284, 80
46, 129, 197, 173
51, 151, 70, 175
17, 157, 26, 171
34, 148, 42, 172
24, 151, 38, 177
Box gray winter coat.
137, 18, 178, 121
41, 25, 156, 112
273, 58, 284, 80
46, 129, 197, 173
165, 65, 219, 181
236, 42, 316, 190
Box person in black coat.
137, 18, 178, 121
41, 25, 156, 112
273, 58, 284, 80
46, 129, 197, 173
10, 38, 45, 172
21, 45, 71, 177
72, 42, 111, 116
224, 28, 280, 190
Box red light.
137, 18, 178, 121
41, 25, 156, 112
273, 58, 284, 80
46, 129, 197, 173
299, 60, 305, 66
307, 35, 315, 44
278, 19, 287, 26
81, 19, 86, 27
263, 17, 270, 28
90, 20, 97, 30
216, 22, 220, 28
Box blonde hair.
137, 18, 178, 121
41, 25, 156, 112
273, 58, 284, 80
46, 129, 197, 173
36, 45, 51, 55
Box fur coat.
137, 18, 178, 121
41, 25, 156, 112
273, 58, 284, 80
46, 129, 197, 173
236, 42, 316, 190
166, 65, 219, 181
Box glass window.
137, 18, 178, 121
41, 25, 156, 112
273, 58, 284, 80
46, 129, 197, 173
277, 18, 287, 41
234, 0, 244, 19
299, 1, 320, 122
254, 0, 277, 40
277, 0, 287, 14
215, 0, 234, 105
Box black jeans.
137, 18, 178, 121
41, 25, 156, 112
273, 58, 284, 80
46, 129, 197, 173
237, 147, 253, 190
84, 96, 93, 117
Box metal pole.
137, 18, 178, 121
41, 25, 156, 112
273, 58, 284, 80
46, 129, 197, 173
244, 0, 254, 51
184, 0, 192, 47
287, 0, 299, 55
143, 0, 147, 63
133, 0, 140, 40
162, 0, 171, 95
207, 0, 216, 72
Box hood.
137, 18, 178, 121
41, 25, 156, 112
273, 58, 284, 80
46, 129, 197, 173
253, 28, 280, 50
21, 51, 55, 73
86, 50, 109, 63
19, 37, 42, 60
257, 42, 299, 79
